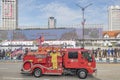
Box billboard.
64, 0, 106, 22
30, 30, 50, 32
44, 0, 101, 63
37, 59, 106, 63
0, 28, 103, 41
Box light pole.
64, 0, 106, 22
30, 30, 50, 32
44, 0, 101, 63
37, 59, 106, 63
76, 3, 92, 48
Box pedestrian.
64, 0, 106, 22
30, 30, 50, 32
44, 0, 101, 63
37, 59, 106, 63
24, 48, 28, 55
2, 49, 5, 60
107, 48, 111, 57
98, 48, 102, 58
114, 48, 118, 58
104, 49, 107, 58
94, 49, 97, 58
118, 48, 120, 57
0, 50, 1, 60
102, 49, 106, 58
111, 48, 114, 57
92, 48, 95, 57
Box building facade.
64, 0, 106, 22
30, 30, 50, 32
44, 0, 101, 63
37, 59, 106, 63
108, 5, 120, 31
1, 0, 18, 30
48, 17, 56, 28
103, 30, 120, 39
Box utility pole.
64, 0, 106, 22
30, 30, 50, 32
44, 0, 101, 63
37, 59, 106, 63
76, 3, 92, 48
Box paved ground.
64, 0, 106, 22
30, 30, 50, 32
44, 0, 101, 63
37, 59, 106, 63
0, 62, 120, 80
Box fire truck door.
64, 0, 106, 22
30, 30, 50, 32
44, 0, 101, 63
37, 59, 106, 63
67, 51, 78, 67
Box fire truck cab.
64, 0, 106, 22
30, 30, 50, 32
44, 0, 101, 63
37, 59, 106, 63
62, 48, 96, 79
21, 47, 96, 79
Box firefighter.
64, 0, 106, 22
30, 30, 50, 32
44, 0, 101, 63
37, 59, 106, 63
50, 49, 61, 69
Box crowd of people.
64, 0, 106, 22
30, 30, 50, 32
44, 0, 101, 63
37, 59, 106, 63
0, 47, 120, 60
0, 48, 24, 60
92, 48, 120, 58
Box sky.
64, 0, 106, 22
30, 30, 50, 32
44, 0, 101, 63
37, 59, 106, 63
0, 0, 120, 30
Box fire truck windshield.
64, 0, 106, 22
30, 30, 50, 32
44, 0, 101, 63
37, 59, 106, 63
81, 51, 93, 62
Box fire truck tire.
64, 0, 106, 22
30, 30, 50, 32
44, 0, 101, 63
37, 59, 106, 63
77, 69, 87, 79
33, 68, 42, 78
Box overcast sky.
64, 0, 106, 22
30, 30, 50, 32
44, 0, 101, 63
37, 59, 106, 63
0, 0, 120, 30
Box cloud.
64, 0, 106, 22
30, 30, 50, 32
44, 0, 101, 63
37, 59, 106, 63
19, 0, 35, 10
18, 0, 120, 30
36, 1, 82, 25
18, 0, 112, 26
18, 1, 83, 28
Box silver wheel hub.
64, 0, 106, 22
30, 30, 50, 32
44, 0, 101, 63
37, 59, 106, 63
79, 71, 86, 78
35, 70, 40, 76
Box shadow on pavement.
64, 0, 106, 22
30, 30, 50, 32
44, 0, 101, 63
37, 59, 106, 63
20, 73, 101, 80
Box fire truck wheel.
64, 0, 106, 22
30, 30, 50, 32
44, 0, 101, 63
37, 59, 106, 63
33, 68, 42, 78
77, 69, 87, 79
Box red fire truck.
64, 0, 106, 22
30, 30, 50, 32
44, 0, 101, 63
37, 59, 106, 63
21, 46, 96, 79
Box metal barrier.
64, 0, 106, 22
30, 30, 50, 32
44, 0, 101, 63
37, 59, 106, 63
95, 58, 120, 63
1, 58, 120, 63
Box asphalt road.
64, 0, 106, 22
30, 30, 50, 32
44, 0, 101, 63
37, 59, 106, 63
0, 62, 120, 80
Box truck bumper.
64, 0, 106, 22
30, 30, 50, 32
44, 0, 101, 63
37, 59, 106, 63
93, 68, 97, 76
88, 68, 97, 74
93, 68, 97, 73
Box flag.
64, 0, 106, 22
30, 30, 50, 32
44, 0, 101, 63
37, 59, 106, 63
36, 36, 45, 47
11, 48, 23, 57
39, 36, 44, 42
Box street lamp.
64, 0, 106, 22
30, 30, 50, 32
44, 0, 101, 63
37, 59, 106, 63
76, 3, 92, 48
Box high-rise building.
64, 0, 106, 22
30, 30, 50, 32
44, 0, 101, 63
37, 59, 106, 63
48, 17, 56, 28
108, 5, 120, 31
1, 0, 18, 30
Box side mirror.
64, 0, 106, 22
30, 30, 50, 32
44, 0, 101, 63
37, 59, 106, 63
88, 57, 93, 62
